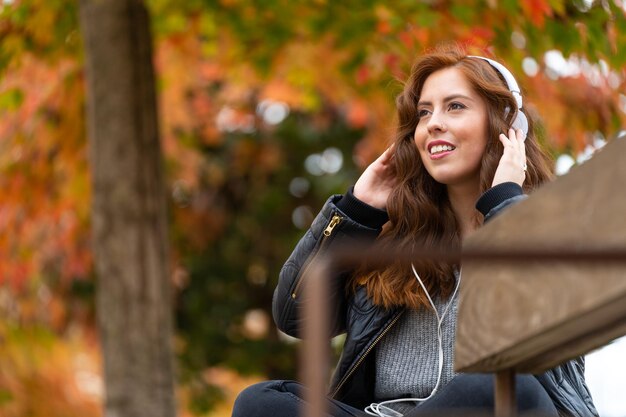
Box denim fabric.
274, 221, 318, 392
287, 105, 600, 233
232, 380, 368, 417
406, 374, 559, 417
232, 374, 559, 417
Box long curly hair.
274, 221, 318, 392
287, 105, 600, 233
351, 44, 554, 310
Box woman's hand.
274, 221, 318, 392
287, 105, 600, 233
492, 128, 527, 187
353, 145, 398, 210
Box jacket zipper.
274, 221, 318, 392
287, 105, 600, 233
291, 214, 343, 299
330, 310, 404, 398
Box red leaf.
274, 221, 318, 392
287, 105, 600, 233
520, 0, 553, 28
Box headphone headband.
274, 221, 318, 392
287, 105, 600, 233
467, 55, 523, 108
467, 55, 528, 136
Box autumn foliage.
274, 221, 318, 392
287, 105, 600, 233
1, 0, 625, 415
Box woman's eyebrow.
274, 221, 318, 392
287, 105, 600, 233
418, 94, 474, 107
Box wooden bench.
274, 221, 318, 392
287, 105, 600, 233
456, 136, 626, 416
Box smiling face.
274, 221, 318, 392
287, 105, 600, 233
414, 67, 489, 189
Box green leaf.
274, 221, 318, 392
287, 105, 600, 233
545, 20, 580, 57
450, 4, 477, 23
0, 88, 24, 111
0, 389, 14, 406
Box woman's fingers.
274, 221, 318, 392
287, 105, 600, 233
492, 128, 528, 187
354, 144, 398, 209
501, 128, 527, 166
379, 143, 395, 165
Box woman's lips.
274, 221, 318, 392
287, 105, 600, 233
428, 142, 456, 159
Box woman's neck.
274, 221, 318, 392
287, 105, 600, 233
447, 183, 481, 239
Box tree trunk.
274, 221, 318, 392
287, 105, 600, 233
79, 1, 176, 416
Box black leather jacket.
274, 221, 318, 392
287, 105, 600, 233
273, 185, 598, 417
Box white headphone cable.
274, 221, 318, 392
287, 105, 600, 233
364, 265, 461, 417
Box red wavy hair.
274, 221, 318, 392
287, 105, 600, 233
351, 44, 554, 309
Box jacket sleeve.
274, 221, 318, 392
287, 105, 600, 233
273, 189, 388, 339
476, 182, 527, 222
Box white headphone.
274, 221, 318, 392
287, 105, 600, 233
468, 56, 529, 137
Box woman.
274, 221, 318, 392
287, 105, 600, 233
233, 45, 598, 417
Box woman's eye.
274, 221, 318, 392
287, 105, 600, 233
418, 109, 430, 117
449, 102, 466, 111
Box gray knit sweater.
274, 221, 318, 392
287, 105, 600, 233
374, 277, 459, 414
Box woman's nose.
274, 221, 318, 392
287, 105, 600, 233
427, 111, 446, 133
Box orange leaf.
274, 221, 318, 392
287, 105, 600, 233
345, 100, 369, 129
520, 0, 553, 28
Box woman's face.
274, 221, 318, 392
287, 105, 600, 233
413, 67, 489, 189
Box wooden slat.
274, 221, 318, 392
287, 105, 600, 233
455, 137, 626, 374
302, 261, 330, 417
456, 262, 626, 373
495, 370, 517, 417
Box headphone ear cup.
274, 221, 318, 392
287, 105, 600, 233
512, 110, 529, 138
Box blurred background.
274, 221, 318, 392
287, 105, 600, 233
1, 0, 625, 416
